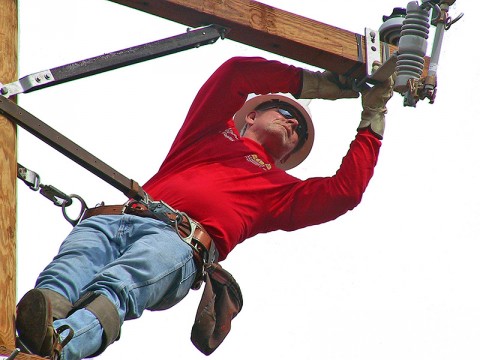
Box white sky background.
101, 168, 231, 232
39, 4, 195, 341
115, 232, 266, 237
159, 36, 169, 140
14, 1, 479, 359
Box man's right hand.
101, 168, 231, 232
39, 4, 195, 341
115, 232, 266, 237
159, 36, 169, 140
357, 63, 395, 139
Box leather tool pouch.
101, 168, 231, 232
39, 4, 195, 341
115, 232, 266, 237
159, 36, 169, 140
191, 263, 243, 355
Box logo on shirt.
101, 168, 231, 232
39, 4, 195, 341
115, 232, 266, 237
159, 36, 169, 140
221, 128, 272, 171
222, 128, 239, 141
246, 154, 272, 171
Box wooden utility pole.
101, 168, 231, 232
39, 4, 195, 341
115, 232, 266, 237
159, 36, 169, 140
0, 1, 43, 357
0, 0, 18, 349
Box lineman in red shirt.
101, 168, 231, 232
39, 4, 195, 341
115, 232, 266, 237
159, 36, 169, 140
16, 57, 394, 360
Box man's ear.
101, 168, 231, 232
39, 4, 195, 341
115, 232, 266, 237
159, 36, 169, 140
245, 111, 256, 125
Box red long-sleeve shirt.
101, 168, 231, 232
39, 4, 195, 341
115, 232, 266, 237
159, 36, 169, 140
143, 57, 381, 260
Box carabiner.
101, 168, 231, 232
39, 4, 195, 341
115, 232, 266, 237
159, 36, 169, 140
40, 184, 73, 207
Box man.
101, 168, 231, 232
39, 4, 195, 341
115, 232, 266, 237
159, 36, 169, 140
15, 56, 394, 360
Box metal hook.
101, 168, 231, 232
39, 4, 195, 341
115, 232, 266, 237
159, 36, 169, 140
445, 12, 464, 30
39, 184, 73, 207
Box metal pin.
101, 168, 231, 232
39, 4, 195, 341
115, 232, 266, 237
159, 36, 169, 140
5, 348, 20, 360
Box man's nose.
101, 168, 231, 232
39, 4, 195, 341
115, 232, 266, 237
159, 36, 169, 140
287, 117, 299, 128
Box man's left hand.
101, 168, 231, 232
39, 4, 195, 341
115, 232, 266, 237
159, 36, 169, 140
300, 69, 359, 100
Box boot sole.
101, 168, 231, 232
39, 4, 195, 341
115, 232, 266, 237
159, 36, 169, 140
16, 289, 52, 354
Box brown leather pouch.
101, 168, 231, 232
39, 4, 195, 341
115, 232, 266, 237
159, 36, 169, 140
191, 263, 243, 355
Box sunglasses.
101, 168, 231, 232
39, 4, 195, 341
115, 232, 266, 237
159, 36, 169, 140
255, 101, 309, 149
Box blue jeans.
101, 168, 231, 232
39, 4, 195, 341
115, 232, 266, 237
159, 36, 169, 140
35, 214, 198, 360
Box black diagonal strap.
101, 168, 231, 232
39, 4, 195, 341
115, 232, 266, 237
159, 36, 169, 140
0, 96, 148, 202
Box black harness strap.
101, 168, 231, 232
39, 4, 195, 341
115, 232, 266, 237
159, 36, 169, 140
0, 96, 149, 202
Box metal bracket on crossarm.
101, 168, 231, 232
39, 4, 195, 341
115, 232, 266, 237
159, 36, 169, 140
360, 28, 399, 85
0, 24, 228, 97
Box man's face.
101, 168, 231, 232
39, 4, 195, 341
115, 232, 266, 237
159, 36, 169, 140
244, 107, 301, 162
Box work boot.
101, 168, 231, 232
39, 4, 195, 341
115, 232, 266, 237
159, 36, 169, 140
16, 289, 74, 359
38, 288, 74, 320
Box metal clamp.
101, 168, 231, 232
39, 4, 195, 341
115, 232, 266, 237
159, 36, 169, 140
354, 28, 397, 91
1, 70, 54, 98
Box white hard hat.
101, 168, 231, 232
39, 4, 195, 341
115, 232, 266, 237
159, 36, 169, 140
233, 93, 314, 170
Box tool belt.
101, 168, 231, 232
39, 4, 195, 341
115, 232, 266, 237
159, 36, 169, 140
82, 200, 219, 290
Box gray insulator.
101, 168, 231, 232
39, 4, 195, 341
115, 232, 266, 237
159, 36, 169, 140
394, 1, 431, 93
379, 17, 405, 46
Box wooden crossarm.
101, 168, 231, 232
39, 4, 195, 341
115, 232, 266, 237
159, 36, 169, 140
108, 0, 427, 78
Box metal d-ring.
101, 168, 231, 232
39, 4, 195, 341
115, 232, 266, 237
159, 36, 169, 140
62, 194, 88, 226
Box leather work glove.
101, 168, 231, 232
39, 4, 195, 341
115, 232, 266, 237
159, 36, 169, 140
299, 69, 359, 100
357, 63, 395, 139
